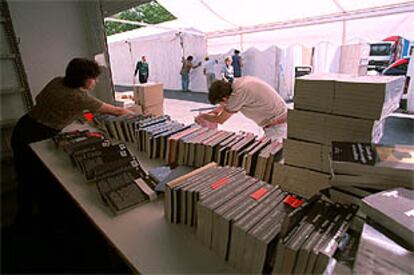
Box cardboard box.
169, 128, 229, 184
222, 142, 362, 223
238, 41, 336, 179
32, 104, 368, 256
133, 82, 164, 106
142, 102, 164, 117
128, 104, 143, 115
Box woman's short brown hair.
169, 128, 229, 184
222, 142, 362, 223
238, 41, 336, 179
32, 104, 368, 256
64, 58, 101, 88
208, 80, 232, 104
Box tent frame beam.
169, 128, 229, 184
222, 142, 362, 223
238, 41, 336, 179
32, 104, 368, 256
207, 2, 414, 38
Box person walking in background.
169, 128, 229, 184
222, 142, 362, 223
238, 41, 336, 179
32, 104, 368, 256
180, 55, 201, 92
134, 56, 149, 84
232, 49, 243, 78
203, 56, 216, 89
221, 56, 234, 84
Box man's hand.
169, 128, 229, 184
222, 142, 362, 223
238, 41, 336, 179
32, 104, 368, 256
195, 113, 207, 124
195, 107, 232, 125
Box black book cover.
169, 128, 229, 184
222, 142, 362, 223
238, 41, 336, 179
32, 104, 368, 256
332, 142, 414, 171
361, 188, 414, 250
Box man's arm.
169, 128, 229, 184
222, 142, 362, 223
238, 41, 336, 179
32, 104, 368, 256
134, 61, 140, 76
98, 103, 133, 116
192, 61, 202, 69
195, 108, 233, 125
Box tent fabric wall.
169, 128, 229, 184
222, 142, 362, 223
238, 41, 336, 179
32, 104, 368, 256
107, 1, 413, 98
108, 25, 208, 92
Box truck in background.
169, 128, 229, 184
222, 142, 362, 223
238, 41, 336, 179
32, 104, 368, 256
368, 36, 411, 72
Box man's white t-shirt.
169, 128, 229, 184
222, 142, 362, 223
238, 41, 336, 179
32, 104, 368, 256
224, 76, 287, 127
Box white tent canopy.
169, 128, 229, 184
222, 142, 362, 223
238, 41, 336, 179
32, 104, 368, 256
158, 0, 414, 34
158, 0, 414, 52
107, 0, 414, 97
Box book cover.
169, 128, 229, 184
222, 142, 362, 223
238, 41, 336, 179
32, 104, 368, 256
361, 188, 414, 250
332, 142, 414, 171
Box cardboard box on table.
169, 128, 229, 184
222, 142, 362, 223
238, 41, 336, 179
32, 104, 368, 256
133, 82, 164, 116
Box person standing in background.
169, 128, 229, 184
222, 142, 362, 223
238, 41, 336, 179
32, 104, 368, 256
232, 49, 243, 78
180, 55, 201, 92
134, 56, 149, 84
221, 56, 234, 84
203, 56, 216, 89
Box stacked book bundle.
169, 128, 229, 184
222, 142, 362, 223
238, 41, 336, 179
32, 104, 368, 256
272, 201, 358, 274
329, 142, 414, 223
331, 142, 413, 190
359, 188, 414, 251
275, 73, 405, 198
53, 130, 157, 215
165, 163, 359, 274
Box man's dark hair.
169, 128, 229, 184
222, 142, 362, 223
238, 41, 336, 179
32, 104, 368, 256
187, 56, 193, 61
234, 49, 240, 54
64, 58, 101, 88
208, 80, 232, 104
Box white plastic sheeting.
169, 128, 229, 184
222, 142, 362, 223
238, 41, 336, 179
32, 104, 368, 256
108, 20, 208, 91
158, 0, 414, 34
106, 0, 414, 97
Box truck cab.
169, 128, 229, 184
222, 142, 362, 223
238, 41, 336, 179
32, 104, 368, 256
368, 36, 410, 73
368, 41, 395, 72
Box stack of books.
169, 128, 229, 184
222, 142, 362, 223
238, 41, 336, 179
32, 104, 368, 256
93, 113, 149, 143
54, 130, 156, 215
275, 73, 405, 198
360, 188, 414, 251
331, 142, 414, 190
272, 201, 358, 274
94, 114, 284, 183
165, 128, 282, 183
329, 142, 413, 223
165, 163, 360, 274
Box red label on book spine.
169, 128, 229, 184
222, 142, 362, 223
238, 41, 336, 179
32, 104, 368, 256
250, 187, 269, 200
87, 132, 103, 138
283, 195, 304, 208
83, 112, 94, 122
210, 177, 229, 190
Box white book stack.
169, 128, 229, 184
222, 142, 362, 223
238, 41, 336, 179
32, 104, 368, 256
276, 73, 405, 198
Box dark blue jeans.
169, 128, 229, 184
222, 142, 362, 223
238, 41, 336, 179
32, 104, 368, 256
11, 114, 60, 224
181, 74, 189, 91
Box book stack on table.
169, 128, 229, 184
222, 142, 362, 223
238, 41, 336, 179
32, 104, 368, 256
164, 162, 360, 274
329, 142, 414, 226
274, 73, 405, 199
53, 130, 156, 215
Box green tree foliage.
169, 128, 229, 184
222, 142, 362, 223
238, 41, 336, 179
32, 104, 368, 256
105, 1, 176, 36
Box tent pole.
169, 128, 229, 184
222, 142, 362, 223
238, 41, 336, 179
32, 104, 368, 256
341, 20, 347, 45
239, 33, 244, 52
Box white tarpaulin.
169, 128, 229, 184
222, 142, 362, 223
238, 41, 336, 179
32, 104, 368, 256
108, 20, 208, 91
106, 0, 414, 97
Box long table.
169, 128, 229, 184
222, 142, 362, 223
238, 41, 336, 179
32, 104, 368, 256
31, 138, 235, 274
